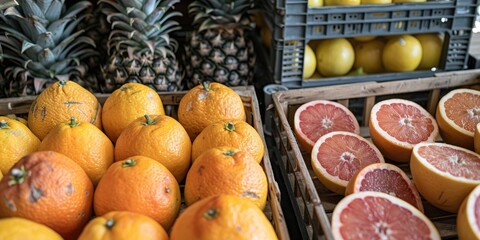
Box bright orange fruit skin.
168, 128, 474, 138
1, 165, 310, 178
115, 114, 191, 182
0, 151, 94, 240
28, 80, 102, 140
178, 82, 246, 141
184, 147, 268, 209
39, 118, 114, 186
78, 211, 169, 240
170, 195, 278, 240
94, 156, 181, 231
191, 120, 264, 164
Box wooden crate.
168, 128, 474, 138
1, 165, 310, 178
271, 69, 480, 239
0, 86, 290, 240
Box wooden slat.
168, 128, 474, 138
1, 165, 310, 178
0, 86, 290, 240
362, 96, 376, 127
272, 69, 480, 240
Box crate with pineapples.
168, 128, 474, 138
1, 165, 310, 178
0, 0, 263, 98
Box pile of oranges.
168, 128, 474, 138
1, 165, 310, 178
0, 80, 278, 239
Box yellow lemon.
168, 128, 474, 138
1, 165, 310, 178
316, 38, 355, 77
382, 35, 422, 72
303, 44, 317, 79
415, 33, 443, 70
354, 39, 385, 74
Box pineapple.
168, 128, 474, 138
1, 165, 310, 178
99, 0, 184, 93
184, 0, 256, 89
0, 0, 17, 10
0, 0, 98, 97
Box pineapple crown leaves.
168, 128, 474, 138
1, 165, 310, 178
0, 0, 17, 11
0, 0, 97, 79
188, 0, 254, 32
99, 0, 181, 57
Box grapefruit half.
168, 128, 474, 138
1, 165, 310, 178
294, 100, 360, 152
345, 162, 424, 212
410, 142, 480, 213
457, 184, 480, 240
331, 191, 440, 240
311, 131, 384, 195
436, 88, 480, 150
369, 98, 439, 162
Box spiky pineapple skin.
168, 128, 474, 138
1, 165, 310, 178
102, 52, 183, 93
99, 0, 184, 93
184, 28, 255, 89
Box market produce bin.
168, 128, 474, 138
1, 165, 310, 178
270, 69, 480, 239
0, 86, 290, 240
257, 0, 480, 88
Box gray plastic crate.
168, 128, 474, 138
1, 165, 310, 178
258, 0, 479, 88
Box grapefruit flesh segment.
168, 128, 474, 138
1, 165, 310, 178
370, 99, 439, 162
311, 131, 384, 195
436, 89, 480, 150
294, 100, 360, 152
457, 184, 480, 240
345, 163, 423, 212
332, 191, 440, 240
411, 142, 480, 213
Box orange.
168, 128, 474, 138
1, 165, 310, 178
0, 151, 93, 240
178, 82, 246, 141
102, 82, 165, 143
303, 44, 317, 79
78, 211, 169, 240
353, 39, 385, 74
369, 99, 439, 162
415, 33, 443, 70
345, 162, 424, 212
316, 38, 355, 77
115, 114, 191, 182
0, 217, 63, 240
457, 184, 480, 240
294, 100, 360, 153
411, 142, 480, 213
191, 120, 264, 163
436, 88, 480, 150
382, 35, 422, 72
311, 131, 384, 195
184, 147, 268, 209
170, 195, 278, 240
94, 156, 181, 230
5, 114, 27, 125
332, 191, 440, 239
0, 116, 40, 174
27, 80, 102, 140
38, 117, 114, 186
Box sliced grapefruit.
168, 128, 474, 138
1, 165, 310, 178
436, 88, 480, 150
345, 162, 424, 212
457, 184, 480, 240
475, 123, 480, 154
332, 191, 440, 240
294, 100, 360, 152
369, 98, 439, 162
311, 131, 384, 195
410, 142, 480, 213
